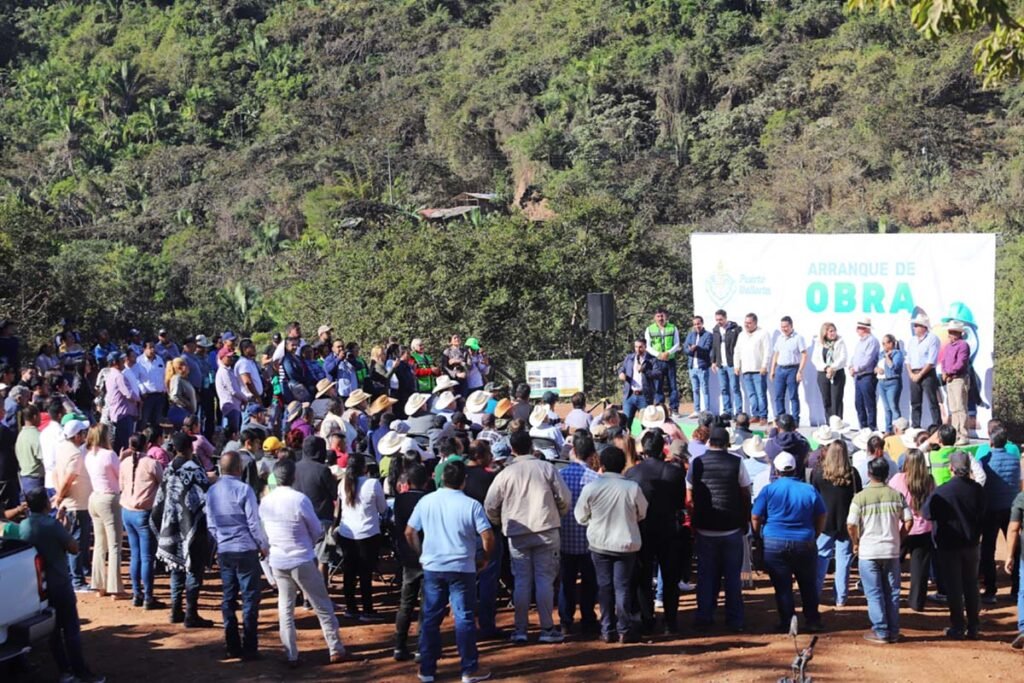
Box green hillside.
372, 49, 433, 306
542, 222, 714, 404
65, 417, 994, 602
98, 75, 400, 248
2, 1, 1024, 429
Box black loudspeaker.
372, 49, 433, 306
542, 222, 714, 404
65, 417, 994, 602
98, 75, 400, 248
587, 292, 615, 332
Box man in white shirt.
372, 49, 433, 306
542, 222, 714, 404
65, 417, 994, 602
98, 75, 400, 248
733, 313, 771, 425
260, 459, 350, 667
39, 399, 64, 493
216, 347, 247, 437
235, 339, 264, 406
136, 340, 167, 431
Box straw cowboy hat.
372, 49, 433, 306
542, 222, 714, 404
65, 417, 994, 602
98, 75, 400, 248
377, 431, 405, 456
828, 415, 855, 434
315, 378, 335, 399
367, 394, 398, 416
851, 428, 882, 452
405, 393, 430, 416
465, 390, 489, 414
285, 400, 308, 423
433, 376, 459, 393
901, 427, 926, 450
345, 389, 372, 409
856, 317, 872, 329
493, 397, 513, 419
947, 320, 966, 334
529, 404, 550, 428
812, 425, 840, 446
434, 390, 458, 411
910, 313, 930, 328
640, 405, 667, 430
742, 435, 768, 459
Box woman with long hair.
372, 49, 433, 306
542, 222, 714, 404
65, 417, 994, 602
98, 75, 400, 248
614, 429, 640, 471
335, 453, 388, 620
166, 357, 196, 428
888, 448, 935, 611
811, 440, 861, 607
816, 322, 848, 423
877, 334, 904, 433
118, 432, 165, 608
84, 423, 126, 598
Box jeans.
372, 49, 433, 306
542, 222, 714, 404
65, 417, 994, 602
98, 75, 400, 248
816, 533, 852, 605
140, 392, 167, 432
741, 373, 767, 420
763, 537, 820, 628
339, 534, 380, 613
88, 492, 123, 594
904, 533, 933, 611
880, 378, 902, 432
477, 536, 503, 634
395, 565, 424, 649
591, 551, 637, 637
909, 369, 940, 429
508, 530, 560, 634
420, 571, 479, 678
19, 475, 43, 500
65, 509, 93, 589
816, 370, 845, 424
113, 415, 135, 454
694, 530, 745, 628
169, 567, 203, 610
274, 560, 343, 661
654, 359, 679, 412
1018, 557, 1024, 633
853, 374, 878, 430
937, 544, 980, 633
688, 366, 710, 413
558, 552, 597, 628
716, 366, 743, 415
122, 509, 155, 601
634, 529, 681, 629
48, 580, 89, 677
622, 394, 649, 433
772, 366, 800, 424
859, 557, 901, 639
219, 550, 263, 654
222, 407, 242, 439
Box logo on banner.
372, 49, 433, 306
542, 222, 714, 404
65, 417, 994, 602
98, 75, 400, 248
705, 261, 736, 308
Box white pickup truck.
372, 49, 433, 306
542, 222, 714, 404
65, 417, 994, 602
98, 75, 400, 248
0, 537, 56, 663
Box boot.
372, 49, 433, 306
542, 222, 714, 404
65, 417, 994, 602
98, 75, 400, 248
170, 599, 185, 624
184, 602, 214, 628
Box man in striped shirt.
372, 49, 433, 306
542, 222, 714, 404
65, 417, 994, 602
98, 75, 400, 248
847, 457, 912, 644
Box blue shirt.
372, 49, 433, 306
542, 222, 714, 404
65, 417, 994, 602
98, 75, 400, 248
407, 488, 491, 573
880, 349, 904, 380
906, 331, 940, 370
206, 475, 266, 554
772, 332, 807, 366
850, 334, 880, 375
559, 461, 599, 554
752, 476, 825, 543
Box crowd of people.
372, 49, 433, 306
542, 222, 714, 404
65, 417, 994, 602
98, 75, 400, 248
0, 312, 1022, 683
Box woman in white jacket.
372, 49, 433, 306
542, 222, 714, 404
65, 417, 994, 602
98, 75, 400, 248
816, 322, 848, 424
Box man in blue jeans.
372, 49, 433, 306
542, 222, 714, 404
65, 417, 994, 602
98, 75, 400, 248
645, 307, 682, 418
687, 426, 752, 631
406, 459, 495, 683
847, 457, 912, 644
769, 316, 807, 426
753, 452, 826, 632
206, 451, 268, 660
1005, 489, 1024, 649
848, 318, 881, 431
711, 310, 742, 417
684, 316, 714, 419
617, 338, 659, 433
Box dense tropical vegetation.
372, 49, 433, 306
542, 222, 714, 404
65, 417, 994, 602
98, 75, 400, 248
2, 1, 1023, 432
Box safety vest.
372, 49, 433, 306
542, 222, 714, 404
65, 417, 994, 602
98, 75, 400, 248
647, 323, 678, 360
929, 446, 955, 486
410, 351, 435, 392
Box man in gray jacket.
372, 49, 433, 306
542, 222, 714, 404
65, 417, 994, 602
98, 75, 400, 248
484, 430, 571, 645
575, 446, 648, 644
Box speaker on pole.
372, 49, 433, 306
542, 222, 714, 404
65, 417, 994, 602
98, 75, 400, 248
587, 292, 615, 332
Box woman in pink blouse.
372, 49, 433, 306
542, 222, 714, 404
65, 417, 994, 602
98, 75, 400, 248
118, 432, 165, 608
85, 423, 125, 597
888, 448, 935, 612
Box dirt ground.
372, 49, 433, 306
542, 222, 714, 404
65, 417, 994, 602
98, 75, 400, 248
12, 533, 1024, 683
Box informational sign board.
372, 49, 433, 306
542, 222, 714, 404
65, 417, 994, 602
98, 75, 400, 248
690, 233, 995, 430
526, 359, 584, 399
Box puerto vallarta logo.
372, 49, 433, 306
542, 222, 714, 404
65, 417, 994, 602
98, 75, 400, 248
705, 261, 736, 307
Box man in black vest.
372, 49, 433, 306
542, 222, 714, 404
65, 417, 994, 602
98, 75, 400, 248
627, 428, 686, 634
687, 426, 752, 632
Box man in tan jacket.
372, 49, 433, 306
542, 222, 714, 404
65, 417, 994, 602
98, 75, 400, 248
485, 430, 571, 645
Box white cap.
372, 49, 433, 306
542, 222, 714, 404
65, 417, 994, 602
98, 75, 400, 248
773, 451, 797, 473
62, 420, 90, 439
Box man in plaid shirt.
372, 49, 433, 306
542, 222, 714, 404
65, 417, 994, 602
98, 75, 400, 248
558, 431, 600, 634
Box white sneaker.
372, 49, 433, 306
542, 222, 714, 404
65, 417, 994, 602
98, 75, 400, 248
462, 669, 492, 683
678, 581, 695, 592
654, 599, 664, 610
418, 675, 435, 683
687, 412, 700, 419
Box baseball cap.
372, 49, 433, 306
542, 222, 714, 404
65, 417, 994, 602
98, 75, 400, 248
221, 330, 237, 342
465, 337, 481, 351
317, 324, 333, 336
773, 452, 797, 473
491, 440, 511, 461
158, 328, 168, 336
263, 436, 284, 452
195, 334, 213, 347
217, 346, 234, 360
106, 351, 125, 365
244, 403, 265, 417
62, 420, 89, 439
60, 412, 88, 426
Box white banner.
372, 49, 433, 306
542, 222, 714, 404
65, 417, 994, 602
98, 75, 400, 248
526, 359, 584, 399
691, 233, 995, 432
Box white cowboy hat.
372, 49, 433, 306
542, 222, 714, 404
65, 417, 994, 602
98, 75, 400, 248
742, 435, 767, 459
345, 389, 371, 408
851, 428, 881, 452
194, 334, 213, 348
856, 317, 872, 329
900, 427, 925, 450
405, 393, 430, 416
640, 405, 667, 429
315, 378, 335, 399
377, 431, 404, 456
910, 313, 930, 328
529, 404, 550, 428
812, 425, 839, 446
465, 390, 489, 414
947, 320, 966, 334
433, 376, 459, 393
828, 415, 854, 434
434, 390, 458, 411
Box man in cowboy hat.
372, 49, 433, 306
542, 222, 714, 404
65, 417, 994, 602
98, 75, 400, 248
529, 404, 565, 460
941, 320, 971, 445
740, 434, 772, 500
432, 390, 459, 423
405, 393, 435, 435
465, 390, 490, 425
310, 378, 337, 421
905, 313, 942, 429
848, 317, 881, 431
